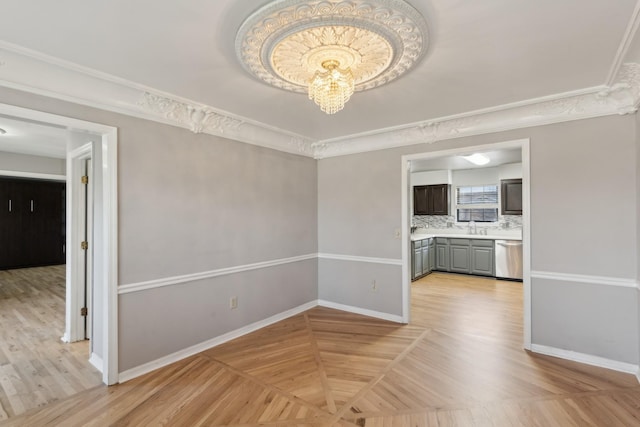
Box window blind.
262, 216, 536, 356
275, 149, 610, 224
455, 185, 498, 222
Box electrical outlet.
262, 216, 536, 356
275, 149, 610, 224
230, 296, 238, 309
394, 228, 401, 239
370, 280, 378, 292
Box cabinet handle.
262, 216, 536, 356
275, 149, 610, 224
30, 199, 34, 212
8, 199, 11, 212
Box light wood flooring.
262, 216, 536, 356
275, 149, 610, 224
0, 265, 102, 422
3, 272, 640, 426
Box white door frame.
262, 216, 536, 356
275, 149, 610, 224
66, 144, 93, 344
0, 103, 119, 385
400, 138, 532, 350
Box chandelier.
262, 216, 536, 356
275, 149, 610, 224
309, 60, 354, 114
235, 0, 429, 115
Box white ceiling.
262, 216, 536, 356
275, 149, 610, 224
0, 115, 69, 159
0, 0, 636, 142
411, 148, 522, 172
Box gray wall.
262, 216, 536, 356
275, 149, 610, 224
318, 259, 401, 314
120, 259, 317, 369
0, 150, 65, 175
318, 114, 639, 365
1, 83, 638, 371
0, 86, 318, 372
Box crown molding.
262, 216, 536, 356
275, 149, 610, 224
313, 64, 640, 158
606, 0, 640, 85
0, 42, 315, 157
0, 41, 639, 160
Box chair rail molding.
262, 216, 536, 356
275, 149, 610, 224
531, 270, 639, 289
119, 253, 318, 295
1, 41, 640, 159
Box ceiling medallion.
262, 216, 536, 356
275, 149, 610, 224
235, 0, 429, 114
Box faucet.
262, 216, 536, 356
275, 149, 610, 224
468, 220, 477, 235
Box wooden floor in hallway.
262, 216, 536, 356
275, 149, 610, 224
3, 272, 640, 426
0, 265, 102, 422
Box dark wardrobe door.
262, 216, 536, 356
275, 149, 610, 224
37, 181, 66, 265
0, 179, 11, 268
0, 177, 66, 270
1, 179, 26, 269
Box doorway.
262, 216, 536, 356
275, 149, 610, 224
400, 138, 532, 349
0, 103, 118, 385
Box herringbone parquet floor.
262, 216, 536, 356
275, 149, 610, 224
3, 272, 640, 426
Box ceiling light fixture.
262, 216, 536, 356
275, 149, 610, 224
236, 0, 428, 115
462, 153, 491, 166
309, 59, 354, 115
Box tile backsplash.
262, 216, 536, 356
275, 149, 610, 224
413, 215, 522, 231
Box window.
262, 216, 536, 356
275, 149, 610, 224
456, 185, 498, 222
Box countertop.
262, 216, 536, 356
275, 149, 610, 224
411, 230, 522, 241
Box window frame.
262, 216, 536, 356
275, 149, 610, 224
454, 184, 499, 224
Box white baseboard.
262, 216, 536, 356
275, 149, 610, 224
530, 344, 639, 378
89, 353, 104, 373
118, 300, 318, 384
317, 299, 404, 323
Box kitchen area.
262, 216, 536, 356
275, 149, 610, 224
410, 148, 523, 282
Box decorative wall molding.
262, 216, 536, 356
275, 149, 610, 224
317, 252, 403, 265
314, 65, 640, 158
531, 270, 638, 289
235, 0, 428, 93
119, 253, 317, 294
118, 300, 318, 383
606, 0, 640, 85
530, 344, 639, 377
1, 41, 640, 160
138, 92, 244, 134
119, 252, 403, 295
0, 41, 315, 158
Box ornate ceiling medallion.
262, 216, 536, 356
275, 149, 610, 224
235, 0, 429, 114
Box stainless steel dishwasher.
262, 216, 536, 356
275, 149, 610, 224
495, 240, 523, 280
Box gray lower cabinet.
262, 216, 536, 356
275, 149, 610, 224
449, 238, 471, 273
433, 237, 496, 277
421, 243, 429, 276
435, 237, 449, 271
412, 240, 423, 280
470, 239, 495, 276
412, 238, 434, 281
429, 239, 435, 271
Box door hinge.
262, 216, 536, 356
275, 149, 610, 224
80, 307, 88, 317
81, 175, 89, 185
81, 241, 88, 250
